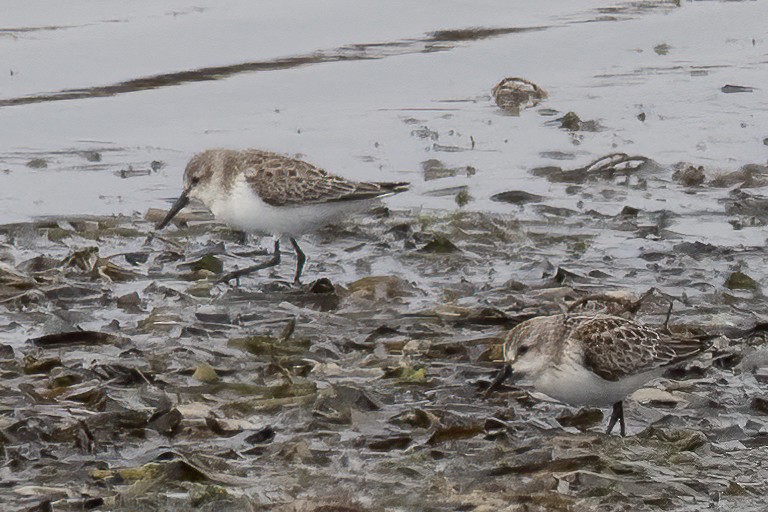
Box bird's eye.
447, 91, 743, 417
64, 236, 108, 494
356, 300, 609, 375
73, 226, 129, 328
190, 176, 201, 185
517, 345, 530, 357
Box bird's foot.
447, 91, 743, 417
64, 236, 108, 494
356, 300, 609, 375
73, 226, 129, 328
218, 241, 281, 284
606, 401, 626, 436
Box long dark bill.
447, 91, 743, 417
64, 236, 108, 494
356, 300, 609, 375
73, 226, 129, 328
156, 190, 190, 230
482, 363, 514, 399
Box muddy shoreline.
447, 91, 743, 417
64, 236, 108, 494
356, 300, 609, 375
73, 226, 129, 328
1, 201, 768, 511
3, 0, 768, 509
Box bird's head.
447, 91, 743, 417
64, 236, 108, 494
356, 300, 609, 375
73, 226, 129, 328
502, 316, 561, 377
156, 151, 219, 230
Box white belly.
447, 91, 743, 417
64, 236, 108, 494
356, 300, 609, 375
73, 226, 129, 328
208, 178, 371, 236
531, 363, 661, 407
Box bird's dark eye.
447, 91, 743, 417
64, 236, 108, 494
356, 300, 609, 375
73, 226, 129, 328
190, 176, 201, 185
517, 345, 530, 357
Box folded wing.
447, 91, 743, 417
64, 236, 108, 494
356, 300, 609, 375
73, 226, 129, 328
241, 150, 408, 206
572, 315, 706, 382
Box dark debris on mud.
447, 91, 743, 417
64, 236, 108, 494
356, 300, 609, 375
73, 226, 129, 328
3, 182, 768, 512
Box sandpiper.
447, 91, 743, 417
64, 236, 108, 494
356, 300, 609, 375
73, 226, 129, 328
156, 149, 409, 283
497, 313, 709, 436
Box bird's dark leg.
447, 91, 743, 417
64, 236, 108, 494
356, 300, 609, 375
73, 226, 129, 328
218, 240, 281, 284
482, 364, 513, 399
235, 230, 249, 246
289, 237, 306, 284
606, 401, 626, 436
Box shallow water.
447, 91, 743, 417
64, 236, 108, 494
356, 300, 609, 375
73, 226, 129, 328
2, 1, 768, 511
2, 1, 765, 224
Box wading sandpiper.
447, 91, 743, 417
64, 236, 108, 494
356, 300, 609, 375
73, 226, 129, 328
156, 149, 409, 283
495, 313, 709, 436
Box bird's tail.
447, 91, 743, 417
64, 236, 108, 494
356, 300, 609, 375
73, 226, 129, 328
667, 331, 718, 364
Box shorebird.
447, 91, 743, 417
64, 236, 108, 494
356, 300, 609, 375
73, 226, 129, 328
493, 313, 709, 436
156, 149, 409, 283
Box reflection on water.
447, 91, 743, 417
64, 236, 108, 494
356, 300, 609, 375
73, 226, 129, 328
0, 26, 548, 108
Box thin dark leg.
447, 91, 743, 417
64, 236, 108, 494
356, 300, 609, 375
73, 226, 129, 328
482, 364, 513, 399
218, 240, 281, 284
289, 237, 306, 284
606, 401, 626, 436
235, 230, 249, 245
619, 403, 626, 436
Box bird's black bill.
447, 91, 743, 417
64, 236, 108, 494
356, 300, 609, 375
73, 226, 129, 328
156, 190, 190, 230
482, 364, 514, 399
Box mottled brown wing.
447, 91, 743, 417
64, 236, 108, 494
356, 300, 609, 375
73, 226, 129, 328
241, 150, 406, 207
571, 315, 705, 381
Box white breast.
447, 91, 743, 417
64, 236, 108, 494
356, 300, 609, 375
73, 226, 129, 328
207, 175, 370, 236
531, 359, 662, 407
